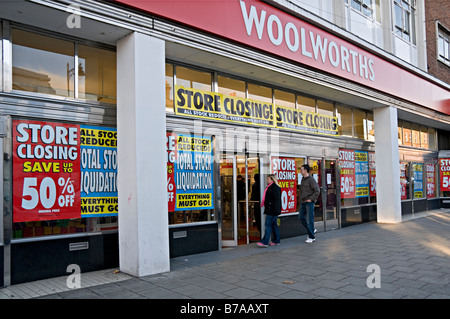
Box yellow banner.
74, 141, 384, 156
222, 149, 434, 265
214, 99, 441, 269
80, 128, 117, 147
174, 85, 338, 136
174, 85, 275, 127
275, 105, 338, 136
176, 193, 212, 210
81, 197, 118, 216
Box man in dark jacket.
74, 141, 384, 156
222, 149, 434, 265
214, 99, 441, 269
299, 164, 320, 243
257, 174, 281, 247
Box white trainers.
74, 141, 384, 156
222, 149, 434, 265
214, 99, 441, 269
305, 238, 315, 244
306, 229, 317, 240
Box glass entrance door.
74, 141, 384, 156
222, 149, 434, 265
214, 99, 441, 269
324, 159, 339, 230
220, 154, 260, 247
308, 158, 339, 231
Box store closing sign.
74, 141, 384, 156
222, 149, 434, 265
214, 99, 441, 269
270, 157, 297, 214
440, 158, 450, 192
13, 120, 81, 222
13, 120, 118, 222
166, 132, 214, 211
175, 85, 338, 136
175, 85, 275, 127
338, 149, 355, 199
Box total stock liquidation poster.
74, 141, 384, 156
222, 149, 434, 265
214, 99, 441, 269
12, 119, 118, 223
166, 132, 214, 212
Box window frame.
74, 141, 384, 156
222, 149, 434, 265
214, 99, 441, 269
437, 22, 450, 67
8, 24, 117, 106
393, 0, 416, 44
350, 0, 374, 18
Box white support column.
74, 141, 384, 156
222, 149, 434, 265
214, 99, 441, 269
374, 106, 402, 223
117, 32, 170, 276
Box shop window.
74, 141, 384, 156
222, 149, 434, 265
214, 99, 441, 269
317, 99, 334, 117
426, 162, 437, 199
165, 63, 174, 112
274, 89, 295, 108
428, 128, 437, 149
440, 159, 450, 198
337, 105, 353, 137
167, 133, 215, 225
398, 127, 403, 145
402, 122, 412, 146
248, 83, 272, 104
353, 109, 366, 139
420, 126, 429, 149
339, 149, 371, 207
12, 29, 75, 98
218, 75, 245, 98
411, 123, 421, 148
412, 163, 425, 199
297, 95, 315, 113
169, 210, 214, 224
11, 28, 117, 104
366, 112, 375, 141
78, 44, 116, 104
176, 66, 212, 91
13, 217, 118, 239
400, 162, 410, 200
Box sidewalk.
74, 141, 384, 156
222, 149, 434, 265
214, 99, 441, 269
1, 209, 449, 299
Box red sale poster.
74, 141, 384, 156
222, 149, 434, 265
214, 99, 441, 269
400, 162, 408, 200
13, 120, 81, 222
166, 132, 177, 212
439, 158, 450, 192
270, 156, 297, 214
338, 149, 356, 199
426, 163, 436, 198
369, 152, 376, 197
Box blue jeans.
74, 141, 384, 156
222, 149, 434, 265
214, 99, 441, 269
261, 214, 280, 245
299, 202, 315, 239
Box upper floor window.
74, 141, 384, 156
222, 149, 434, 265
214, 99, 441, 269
11, 28, 116, 104
438, 24, 450, 66
394, 0, 416, 44
351, 0, 373, 18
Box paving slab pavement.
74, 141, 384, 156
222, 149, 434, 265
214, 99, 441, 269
1, 209, 449, 301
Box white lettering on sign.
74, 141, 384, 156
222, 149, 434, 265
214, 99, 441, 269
239, 0, 375, 81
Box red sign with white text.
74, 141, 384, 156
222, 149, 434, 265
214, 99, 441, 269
339, 149, 355, 199
114, 0, 449, 114
13, 120, 81, 222
440, 158, 450, 192
270, 157, 297, 214
369, 152, 376, 197
426, 163, 436, 198
166, 132, 177, 212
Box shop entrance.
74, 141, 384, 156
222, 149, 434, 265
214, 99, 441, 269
220, 154, 260, 247
308, 158, 339, 231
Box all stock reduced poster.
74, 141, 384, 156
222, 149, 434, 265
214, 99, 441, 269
166, 132, 214, 212
12, 119, 117, 223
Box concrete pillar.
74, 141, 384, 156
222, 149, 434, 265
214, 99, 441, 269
117, 32, 170, 276
374, 106, 402, 223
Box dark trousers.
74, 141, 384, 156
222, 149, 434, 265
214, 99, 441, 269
299, 202, 315, 239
